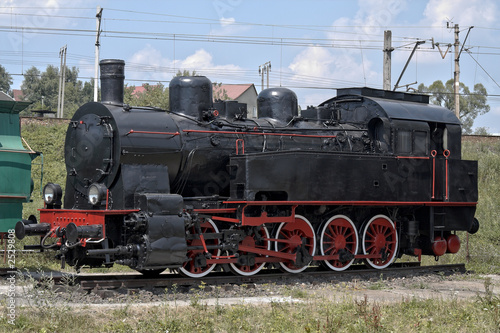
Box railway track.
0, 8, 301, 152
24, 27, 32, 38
21, 262, 466, 291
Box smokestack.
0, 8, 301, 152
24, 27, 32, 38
100, 59, 125, 104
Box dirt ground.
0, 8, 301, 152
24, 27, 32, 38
1, 272, 499, 307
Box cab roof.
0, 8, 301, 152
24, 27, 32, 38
320, 87, 461, 125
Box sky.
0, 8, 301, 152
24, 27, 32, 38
1, 0, 499, 133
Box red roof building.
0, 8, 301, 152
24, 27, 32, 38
130, 82, 258, 118
131, 85, 148, 96
12, 89, 24, 101
213, 84, 258, 118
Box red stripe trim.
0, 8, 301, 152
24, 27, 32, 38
39, 209, 139, 214
223, 200, 477, 207
126, 130, 180, 136
396, 156, 430, 160
432, 155, 436, 199
183, 129, 337, 139
193, 208, 238, 214
236, 138, 245, 154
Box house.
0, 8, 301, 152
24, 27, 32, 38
130, 82, 259, 118
131, 85, 151, 96
213, 84, 258, 118
12, 89, 24, 101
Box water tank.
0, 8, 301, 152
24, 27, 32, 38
169, 76, 213, 118
257, 88, 298, 122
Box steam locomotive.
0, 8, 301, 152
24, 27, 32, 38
16, 59, 479, 277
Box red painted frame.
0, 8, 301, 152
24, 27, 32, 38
196, 200, 477, 227
38, 209, 138, 240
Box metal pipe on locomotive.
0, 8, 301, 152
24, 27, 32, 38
16, 59, 479, 276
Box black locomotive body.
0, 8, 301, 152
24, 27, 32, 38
16, 59, 479, 276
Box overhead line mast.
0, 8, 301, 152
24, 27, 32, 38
259, 62, 271, 91
94, 6, 103, 102
383, 30, 393, 90
453, 24, 474, 119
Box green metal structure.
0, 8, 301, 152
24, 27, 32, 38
0, 99, 39, 232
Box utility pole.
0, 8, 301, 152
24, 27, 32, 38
57, 47, 63, 118
57, 45, 67, 118
94, 6, 103, 102
451, 24, 473, 119
259, 61, 271, 90
453, 24, 460, 119
60, 46, 67, 118
383, 30, 393, 90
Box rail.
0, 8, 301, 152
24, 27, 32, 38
18, 263, 466, 290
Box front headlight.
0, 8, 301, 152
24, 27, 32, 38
88, 183, 107, 206
43, 183, 62, 206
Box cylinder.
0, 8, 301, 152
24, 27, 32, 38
86, 246, 132, 256
15, 221, 51, 240
100, 59, 125, 105
169, 76, 213, 118
446, 234, 461, 253
432, 236, 447, 257
257, 87, 298, 122
66, 222, 102, 243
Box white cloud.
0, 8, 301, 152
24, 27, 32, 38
423, 0, 497, 26
219, 17, 235, 27
181, 49, 214, 69
290, 0, 407, 92
127, 45, 242, 84
289, 47, 334, 78
210, 17, 249, 36
129, 44, 168, 68
327, 0, 407, 41
288, 45, 378, 90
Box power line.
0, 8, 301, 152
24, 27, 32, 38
2, 24, 500, 58
1, 9, 499, 94
465, 50, 500, 90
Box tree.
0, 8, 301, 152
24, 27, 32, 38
0, 64, 13, 94
213, 82, 230, 101
20, 66, 41, 105
417, 79, 490, 134
176, 69, 197, 77
20, 65, 92, 117
38, 65, 60, 111
473, 127, 490, 135
124, 83, 169, 109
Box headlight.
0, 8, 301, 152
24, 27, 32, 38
88, 183, 107, 206
43, 183, 62, 206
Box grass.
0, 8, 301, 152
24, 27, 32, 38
424, 139, 500, 274
1, 292, 500, 332
21, 119, 68, 219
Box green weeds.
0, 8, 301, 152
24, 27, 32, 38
2, 290, 500, 332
